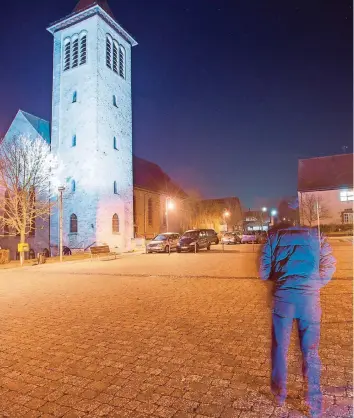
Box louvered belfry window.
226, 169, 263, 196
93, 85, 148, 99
80, 34, 87, 65
64, 40, 71, 71
72, 38, 79, 68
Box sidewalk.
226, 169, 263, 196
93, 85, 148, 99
0, 248, 146, 272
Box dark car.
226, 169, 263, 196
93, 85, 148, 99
147, 233, 180, 253
205, 229, 219, 244
177, 229, 211, 252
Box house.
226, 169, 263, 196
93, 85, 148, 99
298, 154, 353, 226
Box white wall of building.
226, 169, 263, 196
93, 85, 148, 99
50, 10, 134, 252
298, 189, 353, 226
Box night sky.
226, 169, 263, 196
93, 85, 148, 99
0, 0, 352, 208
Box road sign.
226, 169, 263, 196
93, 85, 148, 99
18, 243, 29, 252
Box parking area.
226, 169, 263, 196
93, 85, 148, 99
0, 242, 352, 417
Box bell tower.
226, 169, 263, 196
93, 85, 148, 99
48, 1, 137, 252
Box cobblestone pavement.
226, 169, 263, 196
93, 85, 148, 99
0, 244, 352, 418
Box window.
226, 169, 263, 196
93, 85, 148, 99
79, 34, 87, 65
119, 46, 125, 78
70, 214, 78, 233
112, 213, 119, 233
148, 198, 153, 226
113, 137, 118, 150
113, 181, 118, 194
340, 190, 354, 202
113, 95, 117, 107
71, 179, 76, 192
343, 212, 353, 224
72, 37, 79, 68
64, 39, 71, 71
133, 195, 136, 224
106, 35, 112, 68
72, 91, 77, 103
113, 42, 118, 73
72, 135, 76, 147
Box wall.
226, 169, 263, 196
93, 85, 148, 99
298, 189, 353, 226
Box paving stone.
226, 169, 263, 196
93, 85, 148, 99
0, 245, 351, 418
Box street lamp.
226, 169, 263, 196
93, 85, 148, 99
262, 207, 267, 212
270, 209, 277, 226
223, 210, 230, 232
165, 197, 175, 231
260, 207, 267, 231
58, 186, 65, 262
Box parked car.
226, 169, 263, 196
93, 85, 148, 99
241, 232, 258, 244
205, 229, 219, 244
221, 232, 241, 245
146, 233, 180, 253
177, 230, 211, 252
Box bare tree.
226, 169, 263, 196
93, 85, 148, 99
0, 135, 57, 265
300, 193, 329, 227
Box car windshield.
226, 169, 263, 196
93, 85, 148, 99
182, 231, 199, 239
224, 233, 233, 237
153, 234, 168, 241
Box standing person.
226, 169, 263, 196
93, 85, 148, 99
259, 222, 336, 417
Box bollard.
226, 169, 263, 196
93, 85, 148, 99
168, 245, 171, 256
195, 243, 197, 254
222, 242, 225, 253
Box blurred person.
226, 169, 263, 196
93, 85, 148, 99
259, 222, 336, 417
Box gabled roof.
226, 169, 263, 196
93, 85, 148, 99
20, 111, 51, 144
298, 154, 353, 192
133, 156, 187, 198
73, 0, 115, 19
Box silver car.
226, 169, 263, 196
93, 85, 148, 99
221, 232, 241, 245
146, 233, 180, 253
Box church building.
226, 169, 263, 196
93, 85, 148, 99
1, 0, 189, 258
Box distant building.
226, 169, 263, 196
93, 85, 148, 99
195, 197, 243, 233
298, 154, 353, 226
243, 210, 270, 231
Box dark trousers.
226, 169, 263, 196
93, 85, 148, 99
271, 298, 322, 413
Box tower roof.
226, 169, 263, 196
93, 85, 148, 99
73, 0, 115, 20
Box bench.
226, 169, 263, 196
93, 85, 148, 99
90, 245, 118, 260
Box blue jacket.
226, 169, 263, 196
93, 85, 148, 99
260, 227, 336, 300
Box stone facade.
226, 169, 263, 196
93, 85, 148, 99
48, 4, 137, 253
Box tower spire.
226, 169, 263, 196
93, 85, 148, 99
73, 0, 115, 19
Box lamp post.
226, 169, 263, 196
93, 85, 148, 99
58, 186, 65, 262
165, 197, 175, 232
270, 209, 277, 226
223, 210, 230, 232
261, 207, 267, 231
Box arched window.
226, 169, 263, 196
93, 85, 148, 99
113, 181, 117, 194
112, 213, 119, 233
79, 33, 87, 65
113, 137, 118, 150
133, 195, 136, 224
106, 35, 112, 69
64, 39, 71, 71
119, 45, 126, 78
4, 190, 9, 235
113, 42, 118, 73
72, 135, 76, 147
71, 179, 76, 192
70, 214, 78, 233
148, 198, 153, 226
72, 91, 77, 103
113, 95, 117, 107
72, 36, 79, 68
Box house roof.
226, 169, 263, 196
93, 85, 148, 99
133, 156, 187, 198
298, 154, 353, 192
20, 111, 51, 145
73, 0, 115, 19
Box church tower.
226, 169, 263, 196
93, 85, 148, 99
48, 1, 137, 252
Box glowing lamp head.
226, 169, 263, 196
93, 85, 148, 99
271, 209, 277, 216
167, 200, 175, 210
224, 211, 230, 217
262, 207, 267, 212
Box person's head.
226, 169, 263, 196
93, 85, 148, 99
269, 221, 293, 233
